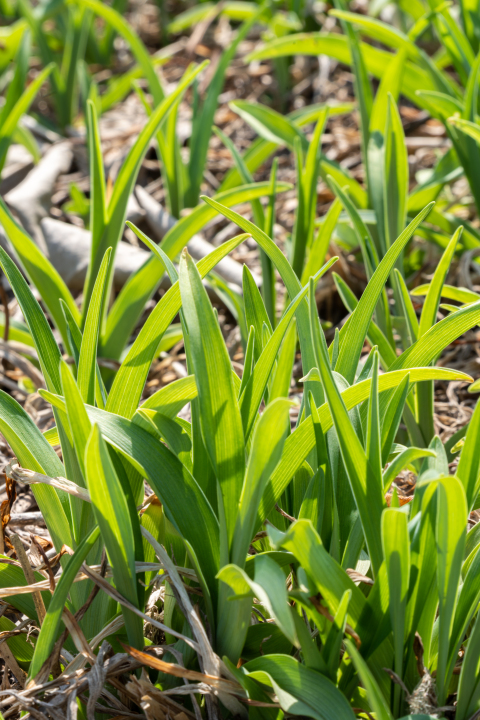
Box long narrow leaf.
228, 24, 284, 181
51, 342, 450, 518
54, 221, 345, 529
85, 425, 143, 649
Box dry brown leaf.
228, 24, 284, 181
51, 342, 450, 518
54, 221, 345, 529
121, 644, 242, 695
127, 677, 196, 720
0, 472, 16, 553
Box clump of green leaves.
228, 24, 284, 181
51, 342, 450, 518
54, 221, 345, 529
0, 173, 479, 715
0, 1, 480, 716
247, 0, 480, 264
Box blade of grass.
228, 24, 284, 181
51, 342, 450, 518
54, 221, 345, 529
456, 400, 480, 510
29, 526, 100, 679
0, 390, 72, 552
261, 366, 471, 529
241, 258, 337, 440
0, 203, 79, 350
83, 61, 207, 313
416, 227, 462, 443
0, 62, 54, 172
186, 6, 266, 206
74, 0, 164, 104
382, 508, 410, 714
106, 233, 249, 418
179, 249, 244, 546
102, 182, 290, 360
309, 279, 385, 577
85, 424, 143, 649
77, 249, 111, 406
334, 203, 434, 383
435, 476, 468, 706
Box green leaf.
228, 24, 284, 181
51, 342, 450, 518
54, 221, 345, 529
244, 654, 355, 720
456, 610, 480, 720
411, 283, 480, 305
391, 300, 480, 375
329, 9, 459, 96
0, 62, 54, 172
323, 589, 351, 681
60, 361, 91, 480
262, 366, 470, 527
218, 555, 297, 646
233, 398, 291, 566
230, 99, 307, 150
213, 125, 264, 230
405, 482, 438, 662
384, 94, 408, 251
83, 61, 207, 311
0, 203, 79, 351
199, 196, 321, 401
433, 8, 474, 83
139, 375, 197, 417
381, 374, 410, 464
79, 405, 220, 603
179, 249, 244, 546
415, 225, 464, 442
0, 554, 51, 622
366, 351, 382, 485
85, 424, 143, 649
0, 390, 71, 552
330, 175, 392, 342
435, 476, 468, 705
0, 246, 64, 393
345, 639, 393, 720
102, 183, 290, 360
335, 9, 373, 200
332, 272, 397, 368
321, 158, 368, 209
370, 49, 406, 134
407, 147, 463, 213
393, 269, 419, 346
106, 233, 249, 418
0, 30, 30, 129
86, 99, 107, 289
137, 411, 192, 471
186, 8, 264, 206
262, 158, 278, 326
269, 320, 297, 403
0, 312, 33, 348
61, 300, 107, 410
239, 326, 255, 399
275, 520, 388, 662
243, 264, 272, 363
330, 9, 418, 59
247, 33, 449, 104
419, 227, 462, 336
328, 175, 378, 278
29, 526, 100, 679
309, 281, 385, 577
241, 258, 337, 440
382, 447, 436, 492
301, 198, 342, 285
75, 0, 164, 104
78, 249, 111, 405
59, 359, 93, 543
292, 111, 327, 276
382, 508, 410, 713
335, 202, 434, 384
457, 399, 480, 510
448, 539, 480, 686
168, 3, 216, 33
0, 613, 34, 665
